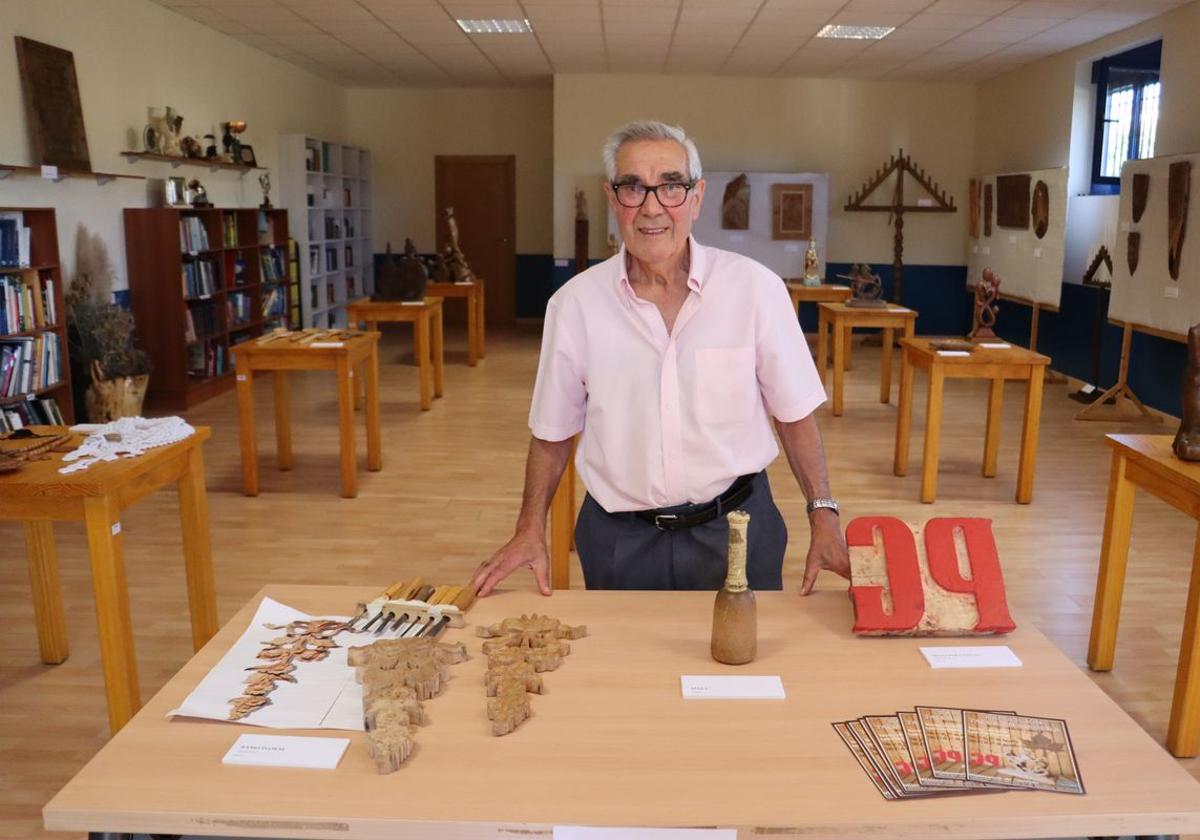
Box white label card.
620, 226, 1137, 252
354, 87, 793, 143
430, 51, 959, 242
1008, 234, 1017, 245
920, 645, 1022, 669
917, 198, 934, 207
556, 829, 736, 840
1120, 221, 1132, 232
236, 374, 247, 381
982, 246, 991, 255
783, 243, 800, 252
978, 342, 1011, 349
111, 522, 122, 536
1033, 247, 1043, 258
729, 233, 746, 242
222, 734, 350, 769
937, 350, 971, 357
1166, 286, 1180, 299
41, 165, 59, 180
680, 675, 785, 699
554, 258, 569, 267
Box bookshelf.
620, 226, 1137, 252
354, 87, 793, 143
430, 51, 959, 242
123, 207, 291, 411
278, 135, 373, 328
0, 207, 73, 428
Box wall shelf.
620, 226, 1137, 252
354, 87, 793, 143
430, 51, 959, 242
0, 163, 144, 185
121, 151, 264, 174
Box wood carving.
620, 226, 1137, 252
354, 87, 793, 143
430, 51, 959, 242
14, 37, 92, 171
771, 183, 812, 240
969, 269, 1000, 341
995, 174, 1031, 229
1169, 160, 1190, 281
711, 510, 756, 665
1132, 172, 1150, 223
1082, 245, 1113, 287
228, 618, 349, 720
351, 636, 467, 773
840, 263, 886, 308
479, 614, 587, 736
844, 149, 956, 302
1174, 323, 1200, 461
983, 185, 993, 237
1031, 180, 1049, 239
968, 178, 980, 239
722, 174, 750, 230
847, 516, 1016, 636
1127, 231, 1141, 275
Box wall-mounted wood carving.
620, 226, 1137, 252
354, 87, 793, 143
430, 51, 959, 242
983, 184, 993, 237
771, 182, 812, 240
1127, 231, 1141, 275
995, 174, 1031, 229
1169, 160, 1191, 281
722, 173, 750, 230
1132, 173, 1150, 223
14, 37, 92, 171
1031, 180, 1049, 239
1082, 245, 1113, 287
968, 178, 980, 239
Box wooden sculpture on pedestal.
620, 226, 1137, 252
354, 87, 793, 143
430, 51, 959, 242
842, 263, 886, 308
375, 239, 427, 302
1174, 323, 1200, 461
969, 269, 1001, 340
478, 614, 587, 736
442, 207, 475, 283
711, 510, 756, 665
843, 149, 956, 303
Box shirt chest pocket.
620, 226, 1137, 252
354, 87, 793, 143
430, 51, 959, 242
695, 347, 759, 427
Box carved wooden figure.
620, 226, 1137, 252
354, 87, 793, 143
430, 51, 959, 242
711, 510, 756, 665
847, 516, 1016, 636
969, 269, 1001, 340
1174, 323, 1200, 461
479, 614, 587, 736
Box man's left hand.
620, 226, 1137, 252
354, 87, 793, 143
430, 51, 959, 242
800, 510, 850, 596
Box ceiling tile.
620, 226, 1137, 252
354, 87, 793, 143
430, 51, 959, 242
846, 0, 935, 11
828, 10, 917, 26
923, 0, 1017, 12
903, 11, 989, 27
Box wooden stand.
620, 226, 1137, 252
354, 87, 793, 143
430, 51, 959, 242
1074, 319, 1169, 422
425, 281, 485, 366
345, 297, 445, 410
816, 302, 917, 416
549, 438, 578, 590
0, 430, 217, 734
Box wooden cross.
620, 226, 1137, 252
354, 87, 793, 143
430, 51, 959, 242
843, 149, 956, 303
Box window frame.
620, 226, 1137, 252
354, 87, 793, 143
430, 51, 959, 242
1090, 40, 1162, 194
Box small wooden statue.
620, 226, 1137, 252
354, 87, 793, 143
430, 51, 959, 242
442, 207, 475, 282
711, 511, 756, 665
802, 240, 821, 287
843, 264, 886, 308
969, 269, 1001, 340
1174, 323, 1200, 461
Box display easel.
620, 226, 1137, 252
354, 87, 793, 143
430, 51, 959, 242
1075, 319, 1174, 422
1002, 291, 1067, 385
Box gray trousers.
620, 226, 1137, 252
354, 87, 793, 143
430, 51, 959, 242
574, 471, 787, 591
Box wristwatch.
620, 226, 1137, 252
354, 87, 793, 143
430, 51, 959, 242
806, 497, 840, 517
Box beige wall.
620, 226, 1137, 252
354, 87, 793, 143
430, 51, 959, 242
0, 0, 347, 292
553, 74, 977, 264
345, 87, 553, 255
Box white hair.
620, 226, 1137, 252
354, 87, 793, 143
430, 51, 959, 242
602, 120, 703, 182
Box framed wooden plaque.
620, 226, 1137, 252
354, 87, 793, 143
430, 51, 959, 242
14, 36, 92, 171
771, 182, 812, 240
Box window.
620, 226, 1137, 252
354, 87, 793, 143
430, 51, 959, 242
1091, 41, 1161, 193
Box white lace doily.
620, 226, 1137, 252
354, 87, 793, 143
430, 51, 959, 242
59, 416, 196, 474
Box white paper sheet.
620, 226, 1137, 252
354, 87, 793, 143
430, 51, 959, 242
168, 597, 373, 730
920, 645, 1022, 669
679, 675, 785, 699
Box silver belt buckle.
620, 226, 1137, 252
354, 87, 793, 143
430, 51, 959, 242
654, 513, 679, 530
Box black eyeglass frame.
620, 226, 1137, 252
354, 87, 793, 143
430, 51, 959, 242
609, 181, 697, 208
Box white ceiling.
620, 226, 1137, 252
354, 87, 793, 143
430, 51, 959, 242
153, 0, 1185, 87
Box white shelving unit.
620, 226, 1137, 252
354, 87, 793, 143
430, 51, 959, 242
279, 135, 374, 328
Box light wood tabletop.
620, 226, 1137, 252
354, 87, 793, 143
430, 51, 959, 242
45, 584, 1200, 839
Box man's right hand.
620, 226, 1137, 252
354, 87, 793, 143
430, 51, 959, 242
471, 530, 553, 597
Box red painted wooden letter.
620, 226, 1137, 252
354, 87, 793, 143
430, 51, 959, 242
847, 516, 925, 633
923, 518, 1016, 633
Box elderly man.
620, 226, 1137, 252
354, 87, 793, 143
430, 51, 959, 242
472, 120, 848, 597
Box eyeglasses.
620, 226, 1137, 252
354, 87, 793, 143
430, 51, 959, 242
611, 181, 695, 208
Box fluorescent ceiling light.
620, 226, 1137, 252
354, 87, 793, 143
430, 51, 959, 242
816, 24, 894, 40
457, 18, 532, 34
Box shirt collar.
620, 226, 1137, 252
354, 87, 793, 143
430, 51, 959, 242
616, 235, 707, 299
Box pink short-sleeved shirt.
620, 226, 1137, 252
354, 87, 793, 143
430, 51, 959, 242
529, 237, 826, 513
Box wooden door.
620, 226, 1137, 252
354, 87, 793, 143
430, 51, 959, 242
435, 155, 516, 326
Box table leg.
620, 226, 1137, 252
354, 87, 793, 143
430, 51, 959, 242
816, 308, 828, 386
83, 495, 140, 734
1015, 365, 1045, 504
353, 362, 363, 412
432, 307, 445, 399
177, 445, 218, 651
336, 356, 358, 498
22, 521, 68, 664
919, 366, 945, 503
467, 288, 479, 366
235, 357, 258, 496
416, 312, 433, 410
843, 326, 854, 371
880, 327, 894, 404
983, 378, 1004, 478
550, 461, 572, 590
568, 437, 577, 551
832, 317, 846, 416
1168, 522, 1200, 757
365, 343, 382, 472
1088, 449, 1134, 672
894, 350, 914, 476
477, 284, 486, 358
273, 371, 292, 471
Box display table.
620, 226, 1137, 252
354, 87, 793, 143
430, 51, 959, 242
345, 297, 445, 410
785, 281, 851, 317
894, 338, 1048, 504
816, 302, 917, 416
426, 280, 485, 365
1089, 434, 1200, 757
0, 428, 217, 734
232, 332, 381, 498
44, 584, 1200, 839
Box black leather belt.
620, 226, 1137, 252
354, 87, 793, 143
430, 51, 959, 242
633, 473, 757, 531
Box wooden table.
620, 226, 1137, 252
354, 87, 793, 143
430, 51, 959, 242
785, 281, 851, 316
1089, 434, 1200, 757
893, 338, 1049, 504
427, 280, 485, 366
816, 302, 917, 416
45, 585, 1200, 839
0, 429, 217, 735
346, 297, 445, 410
232, 332, 381, 498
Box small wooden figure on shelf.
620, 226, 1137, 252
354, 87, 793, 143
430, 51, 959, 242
711, 510, 756, 665
258, 172, 272, 209
802, 239, 822, 287
842, 264, 886, 308
1174, 323, 1200, 461
187, 179, 211, 208
969, 269, 1001, 341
